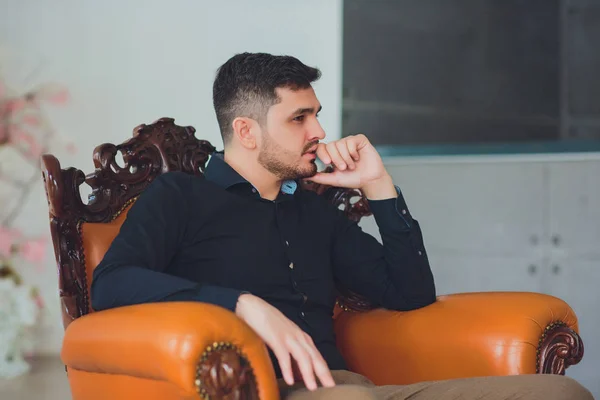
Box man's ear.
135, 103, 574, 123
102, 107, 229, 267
231, 117, 258, 150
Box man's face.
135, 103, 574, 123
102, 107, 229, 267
257, 86, 326, 180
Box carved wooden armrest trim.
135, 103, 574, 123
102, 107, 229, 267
196, 342, 259, 400
335, 287, 375, 313
537, 321, 584, 375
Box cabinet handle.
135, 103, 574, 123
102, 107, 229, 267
530, 235, 539, 245
552, 234, 561, 246
528, 265, 537, 275
552, 265, 561, 275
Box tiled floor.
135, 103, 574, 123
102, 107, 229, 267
0, 356, 71, 400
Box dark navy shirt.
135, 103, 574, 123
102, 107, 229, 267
91, 153, 436, 376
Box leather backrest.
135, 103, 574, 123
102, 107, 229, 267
80, 207, 132, 312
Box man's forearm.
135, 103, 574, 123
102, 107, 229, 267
361, 173, 397, 200
91, 263, 243, 312
365, 184, 436, 309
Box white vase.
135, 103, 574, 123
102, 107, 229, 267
0, 278, 38, 379
0, 327, 32, 378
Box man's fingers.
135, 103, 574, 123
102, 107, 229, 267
336, 141, 355, 170
273, 347, 294, 385
314, 359, 336, 388
325, 142, 347, 171
298, 338, 336, 388
287, 338, 318, 391
346, 138, 360, 161
316, 143, 331, 165
317, 138, 363, 168
308, 171, 340, 186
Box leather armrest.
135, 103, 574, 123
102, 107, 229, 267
62, 302, 279, 400
334, 292, 580, 385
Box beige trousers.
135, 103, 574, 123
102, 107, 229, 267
277, 370, 594, 400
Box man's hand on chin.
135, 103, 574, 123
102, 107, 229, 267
311, 134, 397, 200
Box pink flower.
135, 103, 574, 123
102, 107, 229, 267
9, 130, 44, 159
0, 125, 7, 144
47, 89, 69, 104
34, 293, 44, 309
5, 98, 26, 113
34, 85, 69, 105
22, 115, 40, 126
0, 226, 21, 257
66, 143, 77, 154
20, 238, 46, 263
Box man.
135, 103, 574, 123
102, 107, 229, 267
91, 53, 592, 400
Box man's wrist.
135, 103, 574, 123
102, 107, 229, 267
361, 174, 396, 200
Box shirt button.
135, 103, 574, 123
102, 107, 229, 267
251, 188, 257, 193
401, 209, 407, 215
285, 241, 289, 246
289, 262, 294, 269
300, 311, 305, 318
418, 251, 423, 256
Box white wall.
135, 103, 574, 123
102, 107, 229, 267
0, 0, 343, 355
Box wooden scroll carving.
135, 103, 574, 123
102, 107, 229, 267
196, 346, 258, 400
537, 322, 584, 375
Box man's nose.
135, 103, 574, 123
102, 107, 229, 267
309, 121, 326, 141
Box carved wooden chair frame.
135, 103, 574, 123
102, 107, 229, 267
41, 118, 583, 399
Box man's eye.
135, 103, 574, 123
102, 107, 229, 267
293, 115, 305, 122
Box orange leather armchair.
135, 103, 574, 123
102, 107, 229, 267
41, 118, 584, 400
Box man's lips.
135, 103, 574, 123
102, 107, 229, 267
303, 145, 318, 155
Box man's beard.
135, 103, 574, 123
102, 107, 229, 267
258, 131, 318, 181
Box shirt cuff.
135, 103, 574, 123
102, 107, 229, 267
161, 285, 246, 313
166, 285, 244, 312
367, 185, 413, 231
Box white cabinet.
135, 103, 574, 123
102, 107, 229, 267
548, 161, 600, 258
360, 154, 600, 396
387, 162, 546, 256
542, 257, 600, 396
545, 161, 600, 394
376, 160, 547, 295
426, 253, 543, 294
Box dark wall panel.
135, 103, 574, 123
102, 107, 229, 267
343, 0, 565, 146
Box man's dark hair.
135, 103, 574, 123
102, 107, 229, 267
213, 52, 321, 144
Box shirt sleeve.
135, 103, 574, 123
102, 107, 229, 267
91, 172, 243, 313
330, 186, 436, 311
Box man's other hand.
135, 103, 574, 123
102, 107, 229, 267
235, 293, 335, 391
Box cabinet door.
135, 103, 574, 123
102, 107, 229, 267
384, 160, 546, 256
548, 160, 600, 258
360, 159, 546, 295
542, 257, 600, 398
546, 160, 600, 397
426, 253, 543, 295
358, 220, 544, 295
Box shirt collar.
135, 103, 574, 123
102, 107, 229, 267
204, 152, 247, 189
204, 151, 298, 196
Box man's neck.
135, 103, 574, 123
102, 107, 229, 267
224, 150, 282, 201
